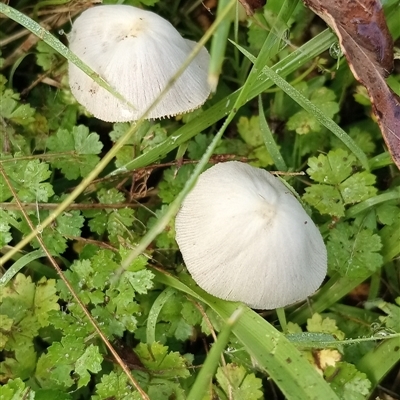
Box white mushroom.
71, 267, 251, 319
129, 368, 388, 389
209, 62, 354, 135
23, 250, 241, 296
175, 161, 327, 310
68, 5, 211, 122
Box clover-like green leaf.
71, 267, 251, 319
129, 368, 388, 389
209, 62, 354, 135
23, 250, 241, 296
35, 335, 86, 389
75, 345, 103, 389
135, 342, 190, 379
0, 378, 35, 400
216, 363, 263, 400
307, 149, 355, 185
47, 125, 102, 179
307, 313, 345, 340
0, 220, 12, 247
93, 371, 142, 400
327, 222, 383, 277
304, 149, 377, 217
287, 86, 339, 135
73, 125, 103, 155
324, 362, 371, 400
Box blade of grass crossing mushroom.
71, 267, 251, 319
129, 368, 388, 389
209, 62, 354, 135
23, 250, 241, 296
0, 27, 336, 269
112, 0, 301, 272
0, 4, 137, 112
117, 29, 337, 173
0, 22, 337, 268
152, 269, 340, 400
258, 96, 288, 171
233, 41, 370, 170
117, 112, 236, 274
114, 18, 328, 275
0, 1, 236, 268
2, 4, 396, 268
208, 0, 234, 91
187, 307, 244, 400
67, 5, 212, 122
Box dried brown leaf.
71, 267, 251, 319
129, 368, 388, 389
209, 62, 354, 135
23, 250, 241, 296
238, 0, 266, 16
303, 0, 400, 169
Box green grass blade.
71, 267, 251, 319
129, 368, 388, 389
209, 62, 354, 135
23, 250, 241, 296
208, 0, 233, 91
0, 2, 234, 267
116, 15, 327, 273
234, 0, 299, 109
356, 338, 400, 392
118, 29, 336, 173
258, 96, 288, 171
381, 224, 400, 263
232, 41, 370, 170
146, 287, 176, 344
0, 4, 136, 110
118, 113, 234, 272
346, 187, 400, 218
288, 274, 369, 324
152, 269, 339, 400
0, 249, 46, 287
187, 307, 244, 400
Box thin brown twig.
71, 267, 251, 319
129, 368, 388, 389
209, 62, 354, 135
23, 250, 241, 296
88, 155, 248, 183
65, 236, 118, 252
271, 170, 306, 176
20, 60, 65, 97
0, 151, 76, 162
0, 164, 150, 400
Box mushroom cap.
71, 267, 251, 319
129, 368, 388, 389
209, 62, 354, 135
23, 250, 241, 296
68, 5, 211, 122
175, 161, 327, 309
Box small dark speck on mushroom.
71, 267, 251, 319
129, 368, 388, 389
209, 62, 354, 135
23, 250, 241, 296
304, 221, 308, 224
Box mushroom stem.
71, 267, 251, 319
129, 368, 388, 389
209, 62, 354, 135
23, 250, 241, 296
276, 307, 288, 333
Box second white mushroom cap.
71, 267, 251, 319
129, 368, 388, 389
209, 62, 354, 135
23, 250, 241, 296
175, 161, 327, 309
68, 5, 211, 122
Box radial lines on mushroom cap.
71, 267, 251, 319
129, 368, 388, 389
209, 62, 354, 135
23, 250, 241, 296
67, 5, 211, 122
175, 161, 328, 310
